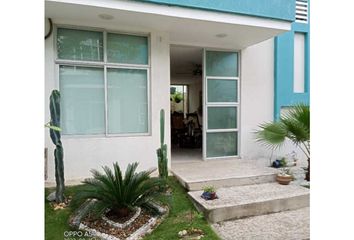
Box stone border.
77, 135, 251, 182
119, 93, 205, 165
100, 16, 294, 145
102, 207, 141, 229
69, 200, 168, 240
78, 222, 120, 240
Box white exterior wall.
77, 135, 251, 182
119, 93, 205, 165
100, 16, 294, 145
45, 17, 305, 184
45, 20, 171, 184
240, 39, 307, 165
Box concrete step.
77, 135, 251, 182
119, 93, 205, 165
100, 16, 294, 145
188, 183, 309, 223
172, 159, 278, 191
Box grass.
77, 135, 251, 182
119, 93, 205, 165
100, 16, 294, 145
45, 177, 220, 240
45, 185, 93, 240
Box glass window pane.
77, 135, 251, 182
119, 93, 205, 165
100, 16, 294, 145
107, 33, 148, 64
107, 68, 148, 134
59, 66, 105, 135
208, 107, 237, 129
207, 79, 238, 102
207, 132, 238, 158
293, 32, 305, 93
57, 28, 103, 61
206, 51, 238, 77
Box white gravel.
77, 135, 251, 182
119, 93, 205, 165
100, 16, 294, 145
212, 207, 310, 240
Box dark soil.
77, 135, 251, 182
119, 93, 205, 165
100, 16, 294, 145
105, 208, 137, 223
82, 209, 152, 239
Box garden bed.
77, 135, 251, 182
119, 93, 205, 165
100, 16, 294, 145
45, 177, 220, 240
70, 200, 168, 240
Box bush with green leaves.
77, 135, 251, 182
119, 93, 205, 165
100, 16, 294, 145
255, 104, 310, 180
74, 162, 162, 218
202, 186, 215, 193
171, 92, 183, 103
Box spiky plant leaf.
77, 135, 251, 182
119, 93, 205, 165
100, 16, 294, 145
255, 103, 310, 180
255, 121, 287, 149
255, 104, 309, 148
73, 162, 162, 218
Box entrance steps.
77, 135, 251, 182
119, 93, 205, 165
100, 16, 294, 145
171, 159, 309, 223
188, 182, 309, 223
171, 159, 278, 191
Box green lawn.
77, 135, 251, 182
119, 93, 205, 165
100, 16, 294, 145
45, 177, 220, 240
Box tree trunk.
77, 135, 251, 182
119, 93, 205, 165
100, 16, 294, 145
305, 157, 310, 181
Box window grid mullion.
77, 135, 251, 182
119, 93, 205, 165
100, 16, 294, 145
57, 27, 150, 136
104, 66, 108, 136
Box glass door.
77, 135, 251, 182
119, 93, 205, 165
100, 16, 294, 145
203, 50, 239, 159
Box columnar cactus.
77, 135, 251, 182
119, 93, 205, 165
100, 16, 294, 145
157, 109, 168, 179
48, 90, 65, 203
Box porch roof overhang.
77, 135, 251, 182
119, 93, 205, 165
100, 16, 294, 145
46, 0, 292, 49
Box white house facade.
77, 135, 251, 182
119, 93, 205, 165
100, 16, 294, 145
45, 0, 310, 184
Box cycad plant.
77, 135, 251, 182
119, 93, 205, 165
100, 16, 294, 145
74, 162, 162, 218
255, 104, 310, 181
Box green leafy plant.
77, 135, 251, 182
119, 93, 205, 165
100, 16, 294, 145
202, 186, 215, 193
157, 109, 168, 179
279, 157, 287, 167
279, 167, 292, 177
74, 162, 162, 218
171, 92, 183, 103
255, 104, 310, 181
45, 90, 65, 203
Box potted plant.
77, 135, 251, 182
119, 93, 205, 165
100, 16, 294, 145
272, 157, 287, 168
201, 186, 217, 200
255, 104, 310, 181
276, 168, 293, 185
173, 92, 183, 103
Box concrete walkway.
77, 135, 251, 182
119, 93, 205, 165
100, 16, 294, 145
212, 207, 310, 240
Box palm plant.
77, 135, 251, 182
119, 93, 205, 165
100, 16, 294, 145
255, 104, 310, 181
74, 162, 162, 218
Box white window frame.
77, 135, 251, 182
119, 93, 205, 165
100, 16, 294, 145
54, 25, 151, 138
202, 48, 241, 160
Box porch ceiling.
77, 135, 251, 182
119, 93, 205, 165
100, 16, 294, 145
46, 0, 291, 49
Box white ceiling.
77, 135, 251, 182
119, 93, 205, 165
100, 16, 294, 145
170, 45, 202, 75
46, 0, 291, 50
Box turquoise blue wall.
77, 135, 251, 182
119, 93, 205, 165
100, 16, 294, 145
274, 3, 310, 120
137, 0, 295, 21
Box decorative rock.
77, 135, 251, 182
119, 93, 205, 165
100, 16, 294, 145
47, 191, 56, 202
47, 191, 67, 202
178, 229, 188, 237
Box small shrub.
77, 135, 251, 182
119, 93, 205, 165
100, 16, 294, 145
73, 162, 162, 218
280, 157, 287, 167
202, 186, 215, 193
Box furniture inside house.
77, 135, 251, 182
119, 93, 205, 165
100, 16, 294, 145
171, 112, 185, 145
180, 112, 202, 148
171, 112, 201, 148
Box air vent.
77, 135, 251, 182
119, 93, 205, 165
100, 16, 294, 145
296, 0, 308, 23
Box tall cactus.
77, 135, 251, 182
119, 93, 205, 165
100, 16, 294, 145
48, 90, 65, 203
157, 109, 168, 179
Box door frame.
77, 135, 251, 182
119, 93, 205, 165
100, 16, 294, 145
202, 48, 241, 160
